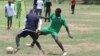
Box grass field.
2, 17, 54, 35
0, 1, 100, 56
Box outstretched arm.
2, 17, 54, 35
65, 26, 73, 39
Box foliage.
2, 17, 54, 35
82, 0, 100, 4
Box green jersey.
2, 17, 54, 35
48, 13, 67, 33
40, 13, 67, 37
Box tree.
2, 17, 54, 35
82, 0, 100, 4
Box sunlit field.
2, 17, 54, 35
0, 0, 100, 56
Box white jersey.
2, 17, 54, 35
37, 0, 43, 9
5, 4, 16, 17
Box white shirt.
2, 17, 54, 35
5, 4, 16, 17
37, 0, 43, 9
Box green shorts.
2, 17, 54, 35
40, 28, 58, 37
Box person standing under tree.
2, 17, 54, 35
44, 0, 52, 22
71, 0, 76, 14
5, 0, 16, 30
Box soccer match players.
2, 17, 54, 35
28, 8, 73, 56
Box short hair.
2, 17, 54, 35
55, 8, 61, 14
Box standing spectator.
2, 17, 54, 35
45, 0, 52, 22
5, 0, 16, 30
36, 0, 43, 16
71, 0, 76, 14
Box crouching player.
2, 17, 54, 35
15, 9, 43, 53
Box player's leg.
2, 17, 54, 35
9, 16, 13, 28
71, 5, 74, 14
29, 32, 45, 54
48, 9, 51, 22
29, 31, 46, 47
52, 35, 67, 56
7, 17, 10, 29
45, 8, 48, 22
39, 9, 42, 16
26, 29, 48, 47
16, 34, 21, 48
73, 5, 75, 14
16, 30, 28, 49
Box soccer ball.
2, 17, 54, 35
6, 47, 14, 54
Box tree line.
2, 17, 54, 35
1, 0, 100, 4
55, 0, 100, 4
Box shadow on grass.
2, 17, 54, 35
48, 52, 61, 56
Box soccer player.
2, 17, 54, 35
15, 9, 44, 53
71, 0, 76, 14
44, 0, 52, 22
5, 0, 16, 30
29, 8, 73, 56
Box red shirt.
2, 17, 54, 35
71, 0, 76, 5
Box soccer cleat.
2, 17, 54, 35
63, 51, 68, 56
26, 44, 34, 48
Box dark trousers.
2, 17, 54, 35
36, 9, 42, 16
71, 5, 75, 14
16, 30, 38, 47
7, 16, 13, 29
45, 8, 51, 22
16, 29, 43, 51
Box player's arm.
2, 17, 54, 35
63, 19, 73, 39
65, 26, 73, 39
36, 19, 42, 32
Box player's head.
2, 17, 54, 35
55, 8, 61, 17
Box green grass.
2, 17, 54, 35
0, 1, 100, 56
